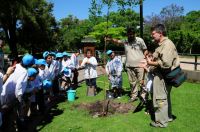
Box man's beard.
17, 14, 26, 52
128, 37, 135, 43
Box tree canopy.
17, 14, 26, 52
0, 1, 199, 55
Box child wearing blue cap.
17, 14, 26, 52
52, 52, 64, 95
34, 58, 52, 114
105, 50, 123, 98
43, 51, 60, 97
20, 67, 38, 119
0, 54, 35, 130
1, 54, 35, 105
59, 52, 73, 93
1, 66, 37, 128
81, 49, 98, 96
43, 51, 57, 81
55, 52, 63, 76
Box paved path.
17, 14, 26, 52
121, 55, 200, 71
78, 56, 200, 83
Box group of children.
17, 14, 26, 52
0, 48, 151, 130
0, 51, 78, 130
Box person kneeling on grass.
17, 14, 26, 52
105, 50, 123, 98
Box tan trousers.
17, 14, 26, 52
153, 72, 172, 127
126, 67, 145, 98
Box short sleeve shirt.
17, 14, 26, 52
153, 37, 180, 70
124, 37, 147, 67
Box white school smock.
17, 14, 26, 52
105, 56, 123, 76
47, 60, 57, 80
71, 53, 79, 69
62, 59, 74, 78
55, 60, 62, 76
81, 56, 98, 79
39, 66, 50, 81
1, 64, 28, 104
62, 59, 74, 71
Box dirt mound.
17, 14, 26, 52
73, 100, 135, 117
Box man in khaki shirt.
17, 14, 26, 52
106, 27, 148, 101
144, 24, 180, 128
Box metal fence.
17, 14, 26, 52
179, 53, 200, 71
82, 50, 200, 71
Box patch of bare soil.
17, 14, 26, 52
73, 100, 135, 117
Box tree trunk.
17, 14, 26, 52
4, 25, 18, 59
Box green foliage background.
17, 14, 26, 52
0, 0, 199, 55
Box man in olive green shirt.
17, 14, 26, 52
145, 24, 180, 128
106, 28, 148, 101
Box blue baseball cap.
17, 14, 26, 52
42, 79, 52, 89
49, 51, 56, 57
22, 54, 35, 66
106, 50, 113, 55
43, 51, 50, 59
56, 52, 63, 58
36, 59, 46, 66
27, 67, 38, 77
62, 51, 68, 56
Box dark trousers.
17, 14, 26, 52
72, 69, 79, 86
85, 78, 96, 87
52, 76, 59, 95
36, 89, 45, 113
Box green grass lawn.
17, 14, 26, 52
38, 73, 200, 132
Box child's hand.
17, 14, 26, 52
6, 66, 15, 76
86, 60, 90, 64
146, 56, 152, 64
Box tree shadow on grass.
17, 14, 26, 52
36, 105, 64, 132
122, 89, 132, 97
21, 96, 66, 132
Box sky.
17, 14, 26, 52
48, 0, 200, 21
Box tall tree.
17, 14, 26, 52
18, 0, 58, 54
160, 4, 184, 31
109, 9, 140, 28
59, 15, 92, 51
0, 0, 28, 57
89, 0, 103, 25
0, 0, 58, 57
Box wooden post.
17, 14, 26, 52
194, 55, 197, 70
